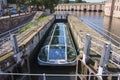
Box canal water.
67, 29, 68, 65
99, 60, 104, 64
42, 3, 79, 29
79, 12, 120, 46
55, 11, 120, 46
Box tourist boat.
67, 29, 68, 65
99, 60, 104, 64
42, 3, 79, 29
37, 23, 77, 66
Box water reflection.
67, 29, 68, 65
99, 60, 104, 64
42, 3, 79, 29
55, 11, 120, 46
55, 11, 103, 17
103, 16, 120, 45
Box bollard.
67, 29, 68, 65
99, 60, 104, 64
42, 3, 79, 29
10, 34, 19, 54
84, 34, 92, 58
97, 42, 111, 79
43, 73, 46, 80
55, 15, 56, 20
99, 43, 111, 67
10, 34, 21, 63
0, 66, 2, 73
118, 74, 120, 80
82, 34, 92, 64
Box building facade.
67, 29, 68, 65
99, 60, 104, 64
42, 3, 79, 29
0, 0, 7, 10
105, 0, 120, 18
55, 2, 105, 12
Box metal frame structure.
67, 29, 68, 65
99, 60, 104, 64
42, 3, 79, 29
37, 23, 77, 66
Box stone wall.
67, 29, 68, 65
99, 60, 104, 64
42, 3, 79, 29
0, 13, 35, 33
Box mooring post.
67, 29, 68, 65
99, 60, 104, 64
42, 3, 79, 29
97, 42, 111, 79
118, 74, 120, 80
0, 66, 2, 73
43, 73, 46, 80
54, 14, 56, 20
82, 34, 92, 64
10, 34, 21, 63
66, 14, 68, 19
10, 34, 19, 54
99, 42, 111, 67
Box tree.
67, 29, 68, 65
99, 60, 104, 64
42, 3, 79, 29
29, 0, 44, 11
42, 0, 58, 12
8, 0, 59, 13
25, 0, 59, 12
62, 0, 69, 3
7, 0, 16, 4
75, 0, 82, 3
82, 1, 87, 3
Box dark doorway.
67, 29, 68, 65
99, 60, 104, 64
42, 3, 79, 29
71, 8, 74, 11
83, 8, 87, 12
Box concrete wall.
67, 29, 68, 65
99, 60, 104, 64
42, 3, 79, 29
0, 16, 55, 73
24, 17, 55, 56
0, 13, 35, 33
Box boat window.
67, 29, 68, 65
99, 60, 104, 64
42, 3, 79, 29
54, 30, 64, 37
49, 46, 65, 60
38, 46, 48, 61
43, 36, 51, 46
67, 47, 76, 62
51, 37, 65, 45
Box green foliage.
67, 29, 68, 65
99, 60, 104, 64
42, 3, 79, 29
30, 0, 43, 5
16, 0, 26, 4
24, 0, 30, 6
19, 22, 33, 33
25, 0, 58, 12
43, 0, 58, 12
35, 16, 49, 22
75, 0, 82, 3
62, 0, 69, 3
82, 1, 87, 3
7, 0, 16, 4
8, 0, 58, 12
19, 16, 49, 33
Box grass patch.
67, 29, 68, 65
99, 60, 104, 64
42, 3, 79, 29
35, 16, 49, 23
19, 22, 34, 33
19, 16, 49, 34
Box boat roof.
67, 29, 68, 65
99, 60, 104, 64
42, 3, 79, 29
40, 23, 76, 61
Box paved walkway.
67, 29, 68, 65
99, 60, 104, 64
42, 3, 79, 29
68, 16, 120, 69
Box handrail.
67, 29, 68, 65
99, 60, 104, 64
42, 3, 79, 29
80, 18, 120, 47
78, 33, 120, 67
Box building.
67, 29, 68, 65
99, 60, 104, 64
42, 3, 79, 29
105, 0, 120, 18
0, 0, 7, 10
59, 0, 76, 3
55, 2, 104, 12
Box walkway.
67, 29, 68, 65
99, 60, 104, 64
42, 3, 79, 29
68, 16, 120, 70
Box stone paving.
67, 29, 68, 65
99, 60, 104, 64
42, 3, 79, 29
68, 16, 120, 53
68, 15, 120, 69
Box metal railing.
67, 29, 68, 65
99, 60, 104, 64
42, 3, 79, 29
0, 21, 30, 56
78, 32, 120, 68
0, 15, 54, 57
80, 17, 120, 47
0, 59, 120, 80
